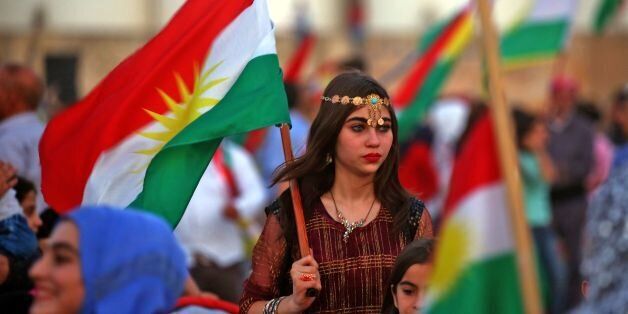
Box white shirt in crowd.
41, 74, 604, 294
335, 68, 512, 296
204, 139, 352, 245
0, 189, 23, 220
0, 112, 46, 212
174, 141, 267, 268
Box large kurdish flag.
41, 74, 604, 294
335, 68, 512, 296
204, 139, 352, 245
427, 114, 524, 313
394, 7, 473, 143
500, 0, 577, 67
40, 0, 290, 227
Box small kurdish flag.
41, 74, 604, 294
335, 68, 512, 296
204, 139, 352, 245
39, 0, 290, 227
394, 6, 474, 143
426, 114, 524, 313
500, 0, 578, 67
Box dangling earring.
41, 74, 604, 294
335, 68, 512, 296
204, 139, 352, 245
325, 153, 333, 165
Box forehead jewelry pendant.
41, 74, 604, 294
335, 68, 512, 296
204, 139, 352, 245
366, 94, 383, 128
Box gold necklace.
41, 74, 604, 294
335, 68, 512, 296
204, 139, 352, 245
330, 191, 376, 243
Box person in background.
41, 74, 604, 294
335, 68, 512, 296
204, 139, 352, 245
575, 143, 628, 313
255, 82, 317, 198
175, 140, 266, 303
546, 76, 594, 308
14, 176, 42, 233
0, 213, 39, 313
513, 108, 567, 313
346, 0, 366, 51
29, 206, 188, 314
381, 238, 434, 314
0, 63, 46, 212
0, 161, 20, 219
576, 101, 614, 194
608, 84, 628, 146
36, 209, 60, 242
0, 161, 39, 313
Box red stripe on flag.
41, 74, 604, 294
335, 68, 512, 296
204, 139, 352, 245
393, 9, 468, 108
40, 0, 253, 212
283, 34, 316, 83
399, 141, 439, 200
442, 113, 502, 217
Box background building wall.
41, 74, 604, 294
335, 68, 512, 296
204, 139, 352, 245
0, 0, 626, 115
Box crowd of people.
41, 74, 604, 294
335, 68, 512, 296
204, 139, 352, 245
0, 58, 627, 314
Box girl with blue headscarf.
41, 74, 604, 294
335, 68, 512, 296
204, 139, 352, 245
29, 206, 188, 314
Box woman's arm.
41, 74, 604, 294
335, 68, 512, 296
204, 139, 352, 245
535, 149, 557, 184
240, 213, 286, 313
246, 253, 321, 313
241, 213, 321, 314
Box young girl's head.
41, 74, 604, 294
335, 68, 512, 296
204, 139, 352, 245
382, 238, 434, 314
513, 108, 547, 152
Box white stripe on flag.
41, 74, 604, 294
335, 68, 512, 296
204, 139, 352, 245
82, 0, 275, 207
449, 183, 514, 262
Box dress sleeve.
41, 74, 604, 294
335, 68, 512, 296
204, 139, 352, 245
240, 212, 287, 313
414, 208, 434, 239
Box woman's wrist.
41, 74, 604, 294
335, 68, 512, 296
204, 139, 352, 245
277, 295, 301, 313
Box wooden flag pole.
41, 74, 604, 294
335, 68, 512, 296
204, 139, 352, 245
279, 123, 318, 297
475, 1, 542, 313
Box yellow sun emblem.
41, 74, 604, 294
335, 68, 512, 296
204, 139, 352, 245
135, 61, 227, 159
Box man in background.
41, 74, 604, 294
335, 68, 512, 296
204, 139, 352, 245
546, 76, 594, 309
0, 64, 46, 212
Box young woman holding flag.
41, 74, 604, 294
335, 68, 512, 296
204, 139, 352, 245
240, 71, 433, 313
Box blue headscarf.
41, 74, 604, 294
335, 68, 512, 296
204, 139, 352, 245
66, 206, 187, 314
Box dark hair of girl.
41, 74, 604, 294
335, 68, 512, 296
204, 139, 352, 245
512, 107, 537, 151
381, 238, 435, 314
272, 71, 411, 241
14, 176, 35, 203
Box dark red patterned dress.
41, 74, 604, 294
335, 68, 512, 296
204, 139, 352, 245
240, 197, 432, 313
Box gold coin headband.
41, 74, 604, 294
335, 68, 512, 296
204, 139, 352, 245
320, 93, 391, 127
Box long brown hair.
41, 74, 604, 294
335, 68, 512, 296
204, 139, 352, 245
272, 71, 411, 241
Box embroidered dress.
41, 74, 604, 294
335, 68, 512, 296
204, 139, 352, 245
240, 197, 432, 313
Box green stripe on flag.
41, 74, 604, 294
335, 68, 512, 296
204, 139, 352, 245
131, 54, 290, 227
594, 0, 622, 34
501, 20, 568, 64
428, 253, 524, 314
397, 59, 455, 143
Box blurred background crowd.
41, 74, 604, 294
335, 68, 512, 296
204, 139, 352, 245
0, 0, 627, 313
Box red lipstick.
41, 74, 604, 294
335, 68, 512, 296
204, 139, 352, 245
363, 153, 382, 163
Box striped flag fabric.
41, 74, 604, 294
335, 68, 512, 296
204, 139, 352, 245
426, 113, 525, 313
283, 33, 316, 84
500, 0, 578, 67
593, 0, 624, 34
39, 0, 290, 227
238, 17, 316, 153
394, 7, 474, 143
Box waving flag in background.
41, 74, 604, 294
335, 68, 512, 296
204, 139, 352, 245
500, 0, 578, 67
39, 0, 290, 227
394, 7, 474, 143
426, 113, 526, 313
